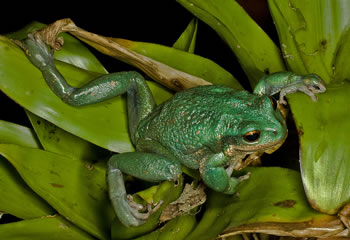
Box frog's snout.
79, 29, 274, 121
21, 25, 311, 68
266, 126, 286, 142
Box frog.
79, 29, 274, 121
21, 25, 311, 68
19, 33, 326, 227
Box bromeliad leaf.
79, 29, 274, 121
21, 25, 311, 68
0, 121, 54, 219
185, 167, 342, 240
0, 120, 40, 148
25, 111, 109, 162
0, 156, 54, 219
289, 83, 350, 214
332, 27, 350, 83
177, 0, 286, 88
133, 215, 196, 240
0, 144, 113, 240
0, 215, 94, 240
268, 0, 350, 84
173, 18, 198, 53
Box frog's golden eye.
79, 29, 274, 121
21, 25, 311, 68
269, 96, 277, 111
243, 130, 261, 142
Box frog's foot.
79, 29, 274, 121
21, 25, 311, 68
126, 195, 163, 221
279, 78, 326, 105
17, 34, 54, 70
112, 192, 163, 227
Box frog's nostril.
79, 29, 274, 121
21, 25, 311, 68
273, 130, 278, 135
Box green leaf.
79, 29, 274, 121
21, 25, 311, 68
268, 0, 350, 84
173, 18, 198, 53
134, 215, 196, 240
0, 121, 53, 219
177, 0, 286, 87
6, 21, 108, 74
0, 215, 94, 240
186, 167, 331, 240
0, 144, 113, 240
289, 82, 350, 214
332, 27, 350, 83
25, 110, 109, 162
114, 38, 242, 89
0, 156, 54, 219
0, 36, 172, 152
0, 120, 40, 148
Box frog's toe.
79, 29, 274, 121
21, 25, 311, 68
127, 195, 145, 210
278, 91, 288, 105
127, 195, 163, 221
298, 85, 319, 102
20, 34, 54, 69
305, 77, 326, 93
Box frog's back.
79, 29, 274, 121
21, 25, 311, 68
135, 85, 253, 164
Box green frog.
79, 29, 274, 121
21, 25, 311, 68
19, 34, 325, 227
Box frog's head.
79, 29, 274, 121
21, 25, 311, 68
219, 93, 287, 155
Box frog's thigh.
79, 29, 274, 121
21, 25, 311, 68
108, 152, 182, 182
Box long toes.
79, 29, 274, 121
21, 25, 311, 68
127, 195, 145, 211
279, 96, 288, 105
129, 207, 151, 220
128, 200, 164, 220
310, 94, 318, 102
308, 85, 325, 93
149, 200, 163, 213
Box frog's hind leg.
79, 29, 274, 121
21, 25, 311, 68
107, 152, 181, 227
20, 34, 155, 143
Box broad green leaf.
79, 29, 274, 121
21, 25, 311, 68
134, 215, 196, 240
5, 21, 108, 74
26, 111, 109, 162
0, 156, 54, 219
0, 120, 40, 148
268, 0, 350, 84
0, 215, 94, 240
111, 180, 183, 240
0, 121, 53, 219
0, 36, 172, 152
177, 0, 286, 87
267, 0, 308, 75
173, 18, 198, 53
0, 144, 113, 240
186, 167, 333, 240
94, 38, 242, 90
289, 83, 350, 214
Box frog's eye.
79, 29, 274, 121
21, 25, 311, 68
243, 130, 260, 142
269, 96, 278, 111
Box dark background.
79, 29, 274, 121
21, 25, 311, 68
1, 1, 275, 127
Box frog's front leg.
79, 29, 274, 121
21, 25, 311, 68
254, 72, 326, 104
108, 152, 182, 227
200, 152, 243, 195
